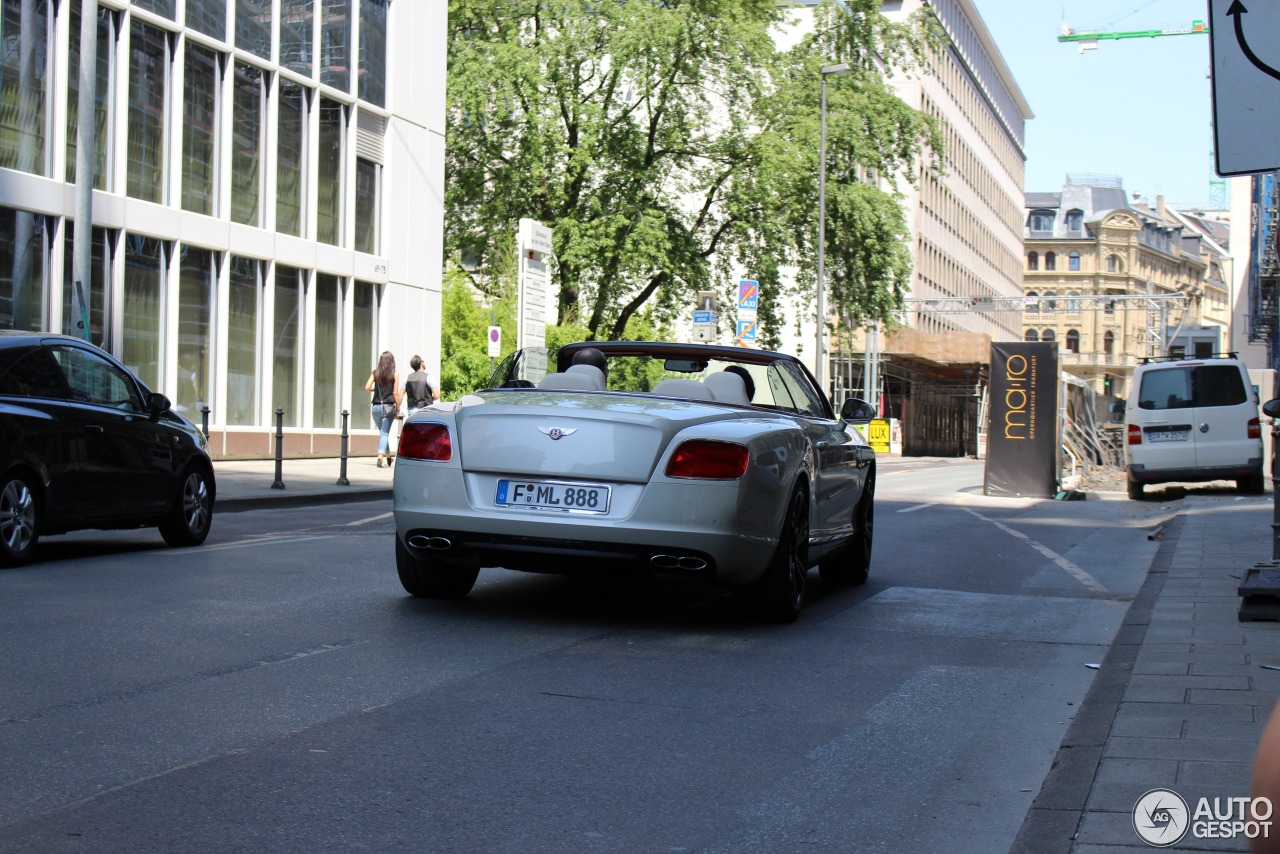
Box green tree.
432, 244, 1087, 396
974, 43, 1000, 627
439, 265, 516, 398
446, 0, 941, 347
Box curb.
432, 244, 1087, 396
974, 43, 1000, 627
215, 488, 391, 514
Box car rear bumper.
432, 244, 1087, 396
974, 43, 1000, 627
1128, 460, 1262, 485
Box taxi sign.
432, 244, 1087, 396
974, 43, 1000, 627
738, 279, 759, 311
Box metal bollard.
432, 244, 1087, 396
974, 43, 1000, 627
200, 405, 210, 439
337, 409, 350, 486
271, 408, 286, 490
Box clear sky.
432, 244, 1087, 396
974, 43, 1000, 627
970, 0, 1217, 207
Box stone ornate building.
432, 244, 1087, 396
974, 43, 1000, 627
1022, 176, 1227, 403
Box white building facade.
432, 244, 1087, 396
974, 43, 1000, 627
0, 0, 445, 459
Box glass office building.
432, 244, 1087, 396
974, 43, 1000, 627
0, 0, 445, 458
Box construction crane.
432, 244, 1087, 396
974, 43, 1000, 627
1058, 19, 1207, 50
1057, 16, 1223, 209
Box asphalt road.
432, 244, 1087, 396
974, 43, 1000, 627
0, 458, 1170, 852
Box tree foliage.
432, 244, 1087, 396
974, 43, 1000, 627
446, 0, 942, 348
439, 266, 517, 399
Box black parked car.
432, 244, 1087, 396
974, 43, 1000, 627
0, 331, 215, 566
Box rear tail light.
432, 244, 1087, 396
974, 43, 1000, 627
1250, 417, 1261, 439
1127, 424, 1142, 446
665, 440, 749, 480
398, 422, 452, 461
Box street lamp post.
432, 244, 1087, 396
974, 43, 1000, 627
816, 62, 851, 394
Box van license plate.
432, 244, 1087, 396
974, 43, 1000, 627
1146, 429, 1188, 443
496, 479, 610, 513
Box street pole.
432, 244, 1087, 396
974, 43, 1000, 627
72, 0, 98, 342
815, 63, 850, 393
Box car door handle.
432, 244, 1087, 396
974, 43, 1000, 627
84, 424, 103, 434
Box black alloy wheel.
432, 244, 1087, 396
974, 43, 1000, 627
0, 473, 39, 567
820, 478, 874, 588
160, 466, 214, 547
756, 485, 810, 623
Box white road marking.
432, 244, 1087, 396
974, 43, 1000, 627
342, 511, 393, 526
961, 507, 1108, 593
897, 503, 932, 514
202, 535, 338, 552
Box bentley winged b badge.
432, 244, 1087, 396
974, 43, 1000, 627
538, 426, 578, 440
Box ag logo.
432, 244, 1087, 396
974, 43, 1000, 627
1133, 788, 1189, 846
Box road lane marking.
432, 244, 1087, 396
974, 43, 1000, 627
961, 507, 1108, 593
898, 503, 932, 513
342, 511, 393, 526
202, 534, 339, 552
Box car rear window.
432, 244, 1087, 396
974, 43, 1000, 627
1138, 364, 1247, 410
0, 348, 71, 399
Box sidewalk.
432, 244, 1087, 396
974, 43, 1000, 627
212, 456, 391, 512
1016, 492, 1280, 853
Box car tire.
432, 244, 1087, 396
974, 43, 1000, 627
754, 485, 809, 623
159, 466, 214, 547
0, 472, 39, 567
396, 535, 479, 599
1127, 478, 1143, 500
1240, 469, 1266, 495
820, 478, 874, 588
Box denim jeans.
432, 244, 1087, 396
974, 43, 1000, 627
372, 404, 394, 454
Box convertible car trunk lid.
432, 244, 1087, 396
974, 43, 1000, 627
454, 391, 738, 482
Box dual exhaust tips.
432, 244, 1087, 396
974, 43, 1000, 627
407, 534, 707, 572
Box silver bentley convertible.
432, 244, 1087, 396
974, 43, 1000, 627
391, 341, 876, 621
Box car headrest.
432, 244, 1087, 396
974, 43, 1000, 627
538, 372, 599, 391
652, 378, 714, 400
565, 364, 606, 390
704, 371, 751, 405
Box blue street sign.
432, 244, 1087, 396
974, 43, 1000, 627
738, 279, 759, 310
736, 319, 757, 341
693, 310, 714, 324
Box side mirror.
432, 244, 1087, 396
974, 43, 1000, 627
840, 397, 875, 422
148, 392, 171, 419
1264, 398, 1280, 420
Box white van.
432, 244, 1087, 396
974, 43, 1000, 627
1124, 354, 1264, 499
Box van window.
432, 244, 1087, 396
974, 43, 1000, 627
1138, 365, 1246, 410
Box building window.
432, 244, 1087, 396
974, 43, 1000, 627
1065, 209, 1083, 234
123, 235, 165, 389
1068, 252, 1080, 271
62, 223, 110, 347
281, 0, 313, 78
273, 265, 303, 427
1041, 329, 1055, 343
227, 256, 261, 426
0, 0, 49, 177
1065, 329, 1080, 353
1045, 252, 1056, 271
354, 158, 379, 254
1066, 291, 1080, 312
1107, 254, 1120, 273
1027, 251, 1038, 271
188, 0, 227, 42
351, 279, 377, 424
276, 81, 308, 237
182, 43, 221, 216
1028, 209, 1054, 234
132, 0, 175, 20
0, 208, 46, 331
127, 20, 170, 204
1103, 330, 1115, 356
1024, 329, 1038, 342
316, 98, 344, 246
1105, 297, 1116, 315
66, 0, 113, 189
177, 246, 214, 417
235, 0, 270, 59
321, 0, 351, 92
1042, 296, 1057, 313
313, 273, 341, 428
231, 62, 264, 226
359, 0, 387, 106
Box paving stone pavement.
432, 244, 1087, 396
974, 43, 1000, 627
1016, 494, 1280, 853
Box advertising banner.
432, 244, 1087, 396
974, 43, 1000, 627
984, 342, 1058, 497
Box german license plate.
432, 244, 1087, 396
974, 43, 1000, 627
1146, 429, 1189, 443
496, 479, 611, 514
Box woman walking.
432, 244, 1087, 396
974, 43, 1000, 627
364, 351, 403, 467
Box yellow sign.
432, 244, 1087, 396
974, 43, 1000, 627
866, 419, 891, 453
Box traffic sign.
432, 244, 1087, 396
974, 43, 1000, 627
1210, 0, 1280, 174
487, 325, 501, 357
736, 319, 757, 342
693, 310, 716, 324
738, 279, 759, 311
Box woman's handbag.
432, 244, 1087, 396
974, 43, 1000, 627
382, 402, 399, 420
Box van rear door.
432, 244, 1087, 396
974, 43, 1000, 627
1189, 363, 1260, 469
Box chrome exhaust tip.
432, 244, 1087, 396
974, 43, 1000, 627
408, 535, 452, 551
650, 554, 678, 569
